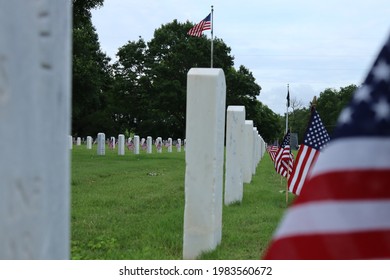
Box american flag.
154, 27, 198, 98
288, 107, 330, 195
263, 34, 390, 259
187, 13, 211, 37
267, 145, 278, 162
274, 130, 293, 178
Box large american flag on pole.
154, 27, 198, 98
263, 34, 390, 259
187, 13, 211, 37
274, 130, 293, 178
288, 107, 330, 195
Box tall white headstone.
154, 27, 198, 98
183, 68, 226, 260
133, 135, 140, 155
0, 1, 71, 259
97, 133, 105, 155
224, 106, 245, 205
252, 127, 258, 175
86, 136, 92, 149
146, 136, 152, 154
118, 134, 125, 155
76, 137, 81, 146
243, 120, 254, 183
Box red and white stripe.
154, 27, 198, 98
267, 145, 278, 162
274, 145, 293, 178
187, 20, 211, 37
288, 145, 319, 195
263, 138, 390, 259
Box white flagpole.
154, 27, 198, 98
210, 5, 214, 68
285, 84, 289, 133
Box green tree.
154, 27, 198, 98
252, 101, 282, 143
112, 38, 149, 135
114, 20, 236, 139
316, 85, 357, 135
72, 0, 113, 137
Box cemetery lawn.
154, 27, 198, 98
71, 146, 293, 260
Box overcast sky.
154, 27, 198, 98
91, 0, 389, 115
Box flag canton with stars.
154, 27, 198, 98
334, 36, 390, 138
303, 109, 331, 150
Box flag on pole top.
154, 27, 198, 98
187, 13, 211, 37
287, 87, 290, 108
263, 33, 390, 260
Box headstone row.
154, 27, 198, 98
69, 134, 185, 156
183, 68, 266, 260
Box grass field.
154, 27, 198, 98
71, 145, 293, 260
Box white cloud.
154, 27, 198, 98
91, 0, 390, 115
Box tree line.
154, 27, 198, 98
72, 0, 358, 144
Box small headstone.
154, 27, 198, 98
146, 136, 152, 153
109, 136, 115, 149
177, 138, 182, 152
118, 134, 125, 155
156, 137, 162, 153
86, 136, 92, 149
167, 138, 172, 152
133, 135, 140, 154
97, 133, 105, 155
76, 137, 81, 146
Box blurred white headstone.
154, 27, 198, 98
156, 137, 162, 153
167, 138, 172, 152
0, 0, 71, 259
177, 138, 182, 152
86, 136, 92, 149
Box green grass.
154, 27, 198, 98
71, 145, 292, 259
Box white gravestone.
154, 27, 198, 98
133, 135, 140, 155
156, 137, 162, 153
76, 137, 81, 146
243, 120, 254, 183
110, 136, 115, 149
97, 133, 105, 155
167, 138, 172, 153
252, 128, 258, 175
177, 138, 182, 152
0, 1, 71, 259
224, 106, 245, 205
86, 136, 92, 149
118, 134, 125, 155
146, 136, 152, 154
183, 68, 226, 260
